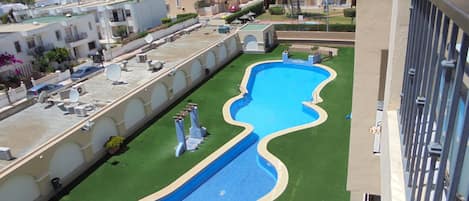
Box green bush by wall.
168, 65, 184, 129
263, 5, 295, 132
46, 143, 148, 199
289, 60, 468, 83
269, 6, 284, 15
225, 1, 264, 23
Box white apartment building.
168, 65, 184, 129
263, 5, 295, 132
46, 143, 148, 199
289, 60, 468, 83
0, 13, 100, 74
14, 0, 168, 43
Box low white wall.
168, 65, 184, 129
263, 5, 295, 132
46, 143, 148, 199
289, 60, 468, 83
103, 18, 199, 61
33, 71, 71, 86
0, 93, 9, 108
0, 83, 28, 108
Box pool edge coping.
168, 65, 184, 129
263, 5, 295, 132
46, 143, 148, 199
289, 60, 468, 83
139, 61, 337, 201
257, 63, 337, 201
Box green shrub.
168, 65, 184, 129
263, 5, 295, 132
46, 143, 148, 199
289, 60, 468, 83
104, 136, 125, 149
343, 8, 356, 18
274, 24, 356, 32
286, 11, 324, 18
161, 17, 172, 24
269, 6, 284, 15
176, 13, 198, 19
122, 14, 197, 45
343, 8, 356, 24
225, 1, 264, 23
137, 31, 148, 38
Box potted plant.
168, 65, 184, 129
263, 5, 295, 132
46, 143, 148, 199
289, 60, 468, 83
104, 136, 125, 154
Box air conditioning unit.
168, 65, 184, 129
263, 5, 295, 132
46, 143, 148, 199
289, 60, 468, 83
75, 106, 87, 117
0, 147, 13, 161
72, 83, 87, 95
136, 53, 147, 63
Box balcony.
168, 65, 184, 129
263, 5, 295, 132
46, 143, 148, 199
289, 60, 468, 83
65, 32, 88, 43
109, 18, 128, 27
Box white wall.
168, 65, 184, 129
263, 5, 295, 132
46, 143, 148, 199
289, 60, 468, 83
206, 51, 216, 70
228, 37, 238, 55
91, 117, 119, 153
151, 83, 169, 111
124, 98, 146, 130
103, 18, 198, 61
173, 70, 187, 95
190, 59, 203, 82
243, 35, 259, 51
49, 143, 85, 179
129, 0, 167, 33
0, 175, 41, 201
0, 33, 34, 68
218, 44, 227, 63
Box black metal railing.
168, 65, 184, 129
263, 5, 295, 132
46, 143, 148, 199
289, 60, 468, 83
399, 0, 468, 200
65, 32, 88, 43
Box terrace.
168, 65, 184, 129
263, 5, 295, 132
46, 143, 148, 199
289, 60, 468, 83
57, 45, 354, 201
0, 26, 225, 170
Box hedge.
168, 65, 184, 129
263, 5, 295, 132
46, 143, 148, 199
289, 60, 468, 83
225, 1, 264, 23
122, 14, 198, 44
176, 13, 198, 19
274, 24, 356, 32
343, 8, 356, 18
269, 6, 284, 15
161, 17, 171, 24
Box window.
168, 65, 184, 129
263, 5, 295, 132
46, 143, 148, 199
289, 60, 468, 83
26, 37, 36, 49
14, 41, 21, 53
55, 30, 62, 41
88, 22, 93, 31
125, 9, 131, 17
176, 0, 181, 7
88, 41, 96, 50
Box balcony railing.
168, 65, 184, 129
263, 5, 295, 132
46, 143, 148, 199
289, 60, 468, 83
109, 17, 126, 22
65, 32, 88, 43
399, 0, 468, 200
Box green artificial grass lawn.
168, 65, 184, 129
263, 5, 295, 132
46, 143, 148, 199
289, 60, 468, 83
269, 47, 354, 201
59, 45, 353, 201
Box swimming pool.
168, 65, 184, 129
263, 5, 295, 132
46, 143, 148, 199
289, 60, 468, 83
161, 61, 332, 201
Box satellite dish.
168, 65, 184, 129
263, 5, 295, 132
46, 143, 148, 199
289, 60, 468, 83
69, 88, 80, 103
106, 64, 122, 84
37, 91, 48, 103
145, 34, 154, 44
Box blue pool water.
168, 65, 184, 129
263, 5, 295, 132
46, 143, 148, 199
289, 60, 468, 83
162, 62, 331, 201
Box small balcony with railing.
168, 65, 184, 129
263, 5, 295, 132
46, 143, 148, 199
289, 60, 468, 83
108, 9, 128, 26
65, 32, 88, 43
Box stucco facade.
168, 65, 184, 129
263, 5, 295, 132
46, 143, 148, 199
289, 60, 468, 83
13, 0, 167, 43
347, 0, 413, 200
347, 0, 392, 199
0, 14, 100, 74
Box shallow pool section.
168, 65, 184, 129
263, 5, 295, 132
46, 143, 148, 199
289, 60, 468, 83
161, 62, 331, 201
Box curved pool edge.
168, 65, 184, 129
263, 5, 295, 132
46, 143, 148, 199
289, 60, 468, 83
257, 63, 337, 200
139, 61, 337, 201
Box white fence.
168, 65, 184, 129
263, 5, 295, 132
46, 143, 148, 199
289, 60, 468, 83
0, 70, 70, 108
0, 82, 27, 108
103, 18, 199, 61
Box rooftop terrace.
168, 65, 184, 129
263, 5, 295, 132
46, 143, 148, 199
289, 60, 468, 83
0, 26, 226, 170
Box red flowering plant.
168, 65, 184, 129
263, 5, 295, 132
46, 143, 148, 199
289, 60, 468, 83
0, 52, 23, 68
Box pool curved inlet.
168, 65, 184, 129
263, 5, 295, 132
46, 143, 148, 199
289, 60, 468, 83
141, 61, 336, 201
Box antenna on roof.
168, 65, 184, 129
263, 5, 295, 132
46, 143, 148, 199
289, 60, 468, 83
144, 34, 154, 44
105, 64, 123, 85
69, 88, 80, 103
